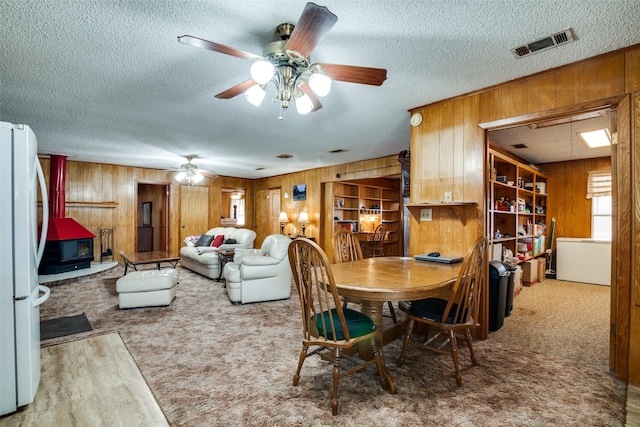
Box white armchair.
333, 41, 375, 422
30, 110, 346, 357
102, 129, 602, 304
223, 234, 292, 304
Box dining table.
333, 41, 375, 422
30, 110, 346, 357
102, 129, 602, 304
330, 256, 462, 359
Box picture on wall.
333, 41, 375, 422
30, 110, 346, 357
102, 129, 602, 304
293, 184, 306, 201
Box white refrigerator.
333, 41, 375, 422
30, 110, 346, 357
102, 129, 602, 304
0, 121, 50, 416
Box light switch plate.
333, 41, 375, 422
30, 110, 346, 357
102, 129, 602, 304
420, 208, 432, 221
444, 191, 453, 203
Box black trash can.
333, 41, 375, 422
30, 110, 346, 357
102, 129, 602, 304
489, 261, 509, 331
504, 264, 517, 317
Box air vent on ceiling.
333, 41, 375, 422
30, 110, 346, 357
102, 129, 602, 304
329, 149, 347, 154
511, 28, 576, 58
276, 154, 293, 159
511, 143, 529, 149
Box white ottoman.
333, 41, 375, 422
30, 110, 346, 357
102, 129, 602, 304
116, 269, 179, 309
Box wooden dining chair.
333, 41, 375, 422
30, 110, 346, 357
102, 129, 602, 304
397, 236, 488, 387
332, 230, 397, 323
362, 223, 387, 258
288, 238, 397, 415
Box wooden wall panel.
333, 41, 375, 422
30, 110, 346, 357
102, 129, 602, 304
527, 73, 556, 113
596, 54, 625, 99
409, 96, 484, 258
540, 157, 611, 247
630, 92, 640, 384
502, 80, 528, 118
626, 50, 640, 93
554, 65, 580, 108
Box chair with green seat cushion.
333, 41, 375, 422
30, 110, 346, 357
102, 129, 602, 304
397, 236, 488, 387
312, 308, 376, 340
288, 238, 397, 416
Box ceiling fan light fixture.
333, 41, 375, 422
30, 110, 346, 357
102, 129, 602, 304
176, 157, 205, 185
295, 93, 314, 115
309, 72, 331, 97
245, 84, 267, 107
250, 60, 275, 84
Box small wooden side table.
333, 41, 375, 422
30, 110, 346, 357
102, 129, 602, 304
216, 249, 235, 281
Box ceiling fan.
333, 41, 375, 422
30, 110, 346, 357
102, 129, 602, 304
178, 2, 387, 116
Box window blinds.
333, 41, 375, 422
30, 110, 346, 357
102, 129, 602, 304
586, 170, 612, 199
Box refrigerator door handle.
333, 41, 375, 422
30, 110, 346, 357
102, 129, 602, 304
33, 285, 50, 307
35, 157, 48, 267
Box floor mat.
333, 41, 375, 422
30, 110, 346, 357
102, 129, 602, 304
40, 313, 92, 341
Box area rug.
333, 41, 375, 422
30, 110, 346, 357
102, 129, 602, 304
40, 312, 92, 341
36, 266, 626, 426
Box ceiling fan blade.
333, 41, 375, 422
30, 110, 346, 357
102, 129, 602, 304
299, 83, 323, 112
316, 63, 387, 86
285, 3, 337, 58
178, 35, 261, 61
215, 80, 257, 99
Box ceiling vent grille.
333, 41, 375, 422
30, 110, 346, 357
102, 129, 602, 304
511, 28, 576, 58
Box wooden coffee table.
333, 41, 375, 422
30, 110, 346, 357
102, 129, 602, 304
120, 251, 180, 275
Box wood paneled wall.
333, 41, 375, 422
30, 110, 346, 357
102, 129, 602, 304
540, 157, 611, 240
254, 156, 401, 248
409, 95, 485, 257
37, 159, 253, 258
409, 44, 640, 383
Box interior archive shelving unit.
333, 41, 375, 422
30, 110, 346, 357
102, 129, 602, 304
488, 146, 549, 263
325, 180, 402, 256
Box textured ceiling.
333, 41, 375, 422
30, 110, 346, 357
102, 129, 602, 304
1, 1, 639, 178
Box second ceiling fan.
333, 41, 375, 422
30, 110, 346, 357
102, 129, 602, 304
178, 2, 387, 116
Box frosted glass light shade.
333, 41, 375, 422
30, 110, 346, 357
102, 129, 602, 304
309, 73, 331, 97
175, 171, 186, 181
245, 84, 266, 107
192, 172, 204, 183
295, 94, 314, 115
250, 60, 275, 85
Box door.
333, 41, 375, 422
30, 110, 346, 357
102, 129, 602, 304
268, 188, 281, 236
180, 185, 209, 244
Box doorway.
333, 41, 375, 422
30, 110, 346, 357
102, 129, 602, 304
479, 95, 629, 378
137, 183, 170, 252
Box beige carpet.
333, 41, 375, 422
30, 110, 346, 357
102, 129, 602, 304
33, 266, 624, 426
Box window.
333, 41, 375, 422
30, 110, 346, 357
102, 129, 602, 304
591, 196, 611, 241
230, 199, 245, 226
586, 170, 612, 241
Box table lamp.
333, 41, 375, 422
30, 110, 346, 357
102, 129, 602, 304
298, 208, 309, 237
278, 212, 289, 235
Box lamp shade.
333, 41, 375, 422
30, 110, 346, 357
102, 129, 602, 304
250, 60, 275, 85
245, 84, 266, 107
309, 73, 331, 97
298, 209, 309, 223
278, 212, 289, 223
295, 94, 314, 115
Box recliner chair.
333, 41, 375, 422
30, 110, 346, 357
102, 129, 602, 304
223, 234, 292, 304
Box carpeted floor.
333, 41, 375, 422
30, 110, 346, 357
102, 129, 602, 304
39, 265, 625, 426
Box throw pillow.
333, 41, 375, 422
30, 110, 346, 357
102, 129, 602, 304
195, 234, 215, 247
224, 238, 237, 244
211, 234, 225, 248
184, 235, 199, 246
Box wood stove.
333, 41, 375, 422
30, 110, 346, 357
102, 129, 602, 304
38, 155, 95, 275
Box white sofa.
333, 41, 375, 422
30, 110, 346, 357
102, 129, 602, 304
180, 227, 256, 279
223, 234, 292, 304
